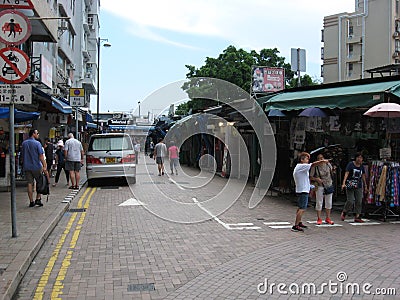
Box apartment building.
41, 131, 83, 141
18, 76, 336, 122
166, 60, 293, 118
0, 0, 100, 138
322, 0, 400, 83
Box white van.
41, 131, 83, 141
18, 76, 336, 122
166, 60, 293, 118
86, 133, 136, 185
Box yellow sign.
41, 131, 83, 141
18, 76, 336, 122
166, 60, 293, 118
69, 88, 85, 97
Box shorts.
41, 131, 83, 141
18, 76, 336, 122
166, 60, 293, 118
296, 192, 309, 210
24, 169, 42, 185
156, 157, 164, 165
65, 161, 81, 171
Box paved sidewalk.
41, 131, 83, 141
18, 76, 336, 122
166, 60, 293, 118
0, 171, 86, 300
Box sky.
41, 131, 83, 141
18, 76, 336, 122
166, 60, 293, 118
95, 0, 356, 117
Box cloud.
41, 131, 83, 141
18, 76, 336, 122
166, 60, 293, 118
101, 0, 354, 70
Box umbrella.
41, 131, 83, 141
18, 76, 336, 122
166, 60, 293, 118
299, 107, 328, 117
267, 109, 286, 117
363, 102, 400, 118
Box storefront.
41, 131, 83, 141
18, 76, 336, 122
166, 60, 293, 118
261, 76, 400, 220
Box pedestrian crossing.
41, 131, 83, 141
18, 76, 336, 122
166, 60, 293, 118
215, 218, 399, 231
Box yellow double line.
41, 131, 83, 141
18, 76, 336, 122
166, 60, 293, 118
34, 187, 96, 300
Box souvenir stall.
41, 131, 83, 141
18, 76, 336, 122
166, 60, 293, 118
362, 103, 400, 221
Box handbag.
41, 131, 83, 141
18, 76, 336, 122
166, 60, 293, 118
345, 178, 358, 189
323, 185, 334, 195
316, 167, 334, 195
36, 172, 50, 200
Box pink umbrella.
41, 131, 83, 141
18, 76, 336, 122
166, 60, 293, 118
363, 103, 400, 118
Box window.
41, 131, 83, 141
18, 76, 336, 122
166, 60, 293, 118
321, 47, 324, 60
348, 21, 354, 37
396, 40, 400, 52
348, 44, 354, 58
320, 65, 324, 77
348, 63, 353, 77
321, 29, 324, 42
90, 136, 133, 151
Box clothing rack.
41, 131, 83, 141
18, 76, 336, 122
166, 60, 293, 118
367, 160, 399, 221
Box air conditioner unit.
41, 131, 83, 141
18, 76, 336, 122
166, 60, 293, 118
66, 78, 72, 87
69, 64, 76, 70
393, 51, 400, 58
394, 32, 399, 37
60, 20, 68, 30
52, 88, 61, 95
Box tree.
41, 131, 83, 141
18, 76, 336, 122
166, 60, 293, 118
177, 46, 295, 114
288, 74, 321, 88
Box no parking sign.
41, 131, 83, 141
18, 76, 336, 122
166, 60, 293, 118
0, 47, 30, 84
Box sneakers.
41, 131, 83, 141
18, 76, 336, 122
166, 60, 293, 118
291, 225, 304, 232
316, 218, 323, 225
354, 218, 364, 223
325, 218, 334, 225
29, 201, 35, 207
341, 212, 346, 221
35, 199, 43, 207
298, 222, 308, 229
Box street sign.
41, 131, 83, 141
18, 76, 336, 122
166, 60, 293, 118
69, 88, 85, 106
0, 0, 33, 9
0, 9, 31, 45
0, 47, 30, 84
0, 83, 31, 104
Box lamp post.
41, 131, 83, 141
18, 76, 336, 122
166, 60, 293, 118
138, 101, 141, 118
96, 38, 111, 133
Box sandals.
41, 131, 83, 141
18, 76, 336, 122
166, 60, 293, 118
69, 185, 79, 190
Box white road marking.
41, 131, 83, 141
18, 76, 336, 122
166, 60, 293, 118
192, 197, 260, 230
344, 219, 371, 222
315, 224, 343, 227
269, 225, 293, 229
119, 198, 145, 206
349, 222, 381, 226
263, 222, 291, 225
390, 221, 400, 224
169, 178, 186, 190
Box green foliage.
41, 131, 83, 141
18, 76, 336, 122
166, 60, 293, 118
288, 74, 321, 88
178, 45, 296, 114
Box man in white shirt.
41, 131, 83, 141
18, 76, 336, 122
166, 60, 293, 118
64, 133, 84, 189
292, 152, 329, 232
154, 138, 167, 176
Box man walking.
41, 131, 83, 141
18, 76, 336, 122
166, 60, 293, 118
21, 129, 48, 207
64, 133, 84, 189
44, 137, 54, 175
154, 138, 167, 176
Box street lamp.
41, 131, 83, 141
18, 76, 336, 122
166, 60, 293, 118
96, 38, 112, 133
138, 101, 141, 118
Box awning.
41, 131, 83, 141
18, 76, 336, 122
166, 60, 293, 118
86, 122, 97, 129
51, 98, 72, 114
262, 80, 400, 111
0, 107, 40, 123
32, 86, 72, 114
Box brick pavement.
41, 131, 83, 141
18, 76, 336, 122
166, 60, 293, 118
4, 155, 400, 299
0, 169, 86, 300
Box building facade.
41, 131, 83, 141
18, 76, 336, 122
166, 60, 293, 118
322, 0, 400, 83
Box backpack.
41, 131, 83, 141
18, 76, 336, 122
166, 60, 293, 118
36, 172, 50, 200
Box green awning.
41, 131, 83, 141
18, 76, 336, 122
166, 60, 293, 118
262, 80, 400, 111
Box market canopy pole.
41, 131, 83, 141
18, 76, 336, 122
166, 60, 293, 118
10, 88, 17, 237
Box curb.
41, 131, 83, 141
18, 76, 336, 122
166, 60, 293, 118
1, 183, 86, 300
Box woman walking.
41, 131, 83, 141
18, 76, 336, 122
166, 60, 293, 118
309, 153, 335, 225
341, 153, 368, 223
52, 140, 69, 187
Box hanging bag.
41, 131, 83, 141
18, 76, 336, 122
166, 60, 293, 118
36, 172, 50, 201
316, 166, 334, 195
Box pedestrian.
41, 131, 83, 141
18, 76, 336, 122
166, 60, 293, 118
341, 153, 368, 223
154, 138, 167, 176
21, 129, 48, 207
134, 142, 141, 164
52, 140, 69, 187
309, 153, 335, 225
44, 137, 54, 175
64, 133, 84, 189
168, 141, 179, 175
292, 152, 330, 232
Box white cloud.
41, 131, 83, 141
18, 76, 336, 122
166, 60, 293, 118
102, 0, 355, 74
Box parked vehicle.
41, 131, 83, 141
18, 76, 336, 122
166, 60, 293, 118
86, 133, 136, 186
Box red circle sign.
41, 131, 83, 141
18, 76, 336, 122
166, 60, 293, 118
0, 47, 30, 84
0, 10, 31, 46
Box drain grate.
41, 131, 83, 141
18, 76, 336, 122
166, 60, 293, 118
127, 283, 155, 292
68, 208, 86, 213
100, 186, 120, 189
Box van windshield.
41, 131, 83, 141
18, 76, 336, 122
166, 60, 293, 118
89, 136, 133, 151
